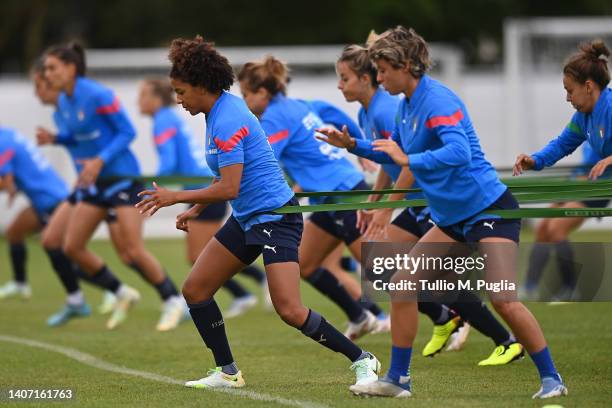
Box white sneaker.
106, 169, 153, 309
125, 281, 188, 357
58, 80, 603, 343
156, 297, 187, 331
106, 286, 140, 330
373, 314, 391, 334
446, 323, 471, 351
344, 310, 378, 341
225, 295, 257, 319
349, 353, 381, 395
98, 291, 117, 315
262, 280, 274, 311
363, 374, 412, 398
185, 368, 245, 389
0, 281, 31, 300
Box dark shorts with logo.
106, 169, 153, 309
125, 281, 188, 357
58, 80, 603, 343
215, 197, 303, 265
67, 180, 144, 209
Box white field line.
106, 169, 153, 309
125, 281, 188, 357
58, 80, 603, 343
0, 334, 328, 408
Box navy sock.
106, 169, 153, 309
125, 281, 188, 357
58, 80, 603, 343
240, 265, 265, 284
44, 249, 80, 294
361, 295, 383, 317
299, 309, 363, 362
418, 302, 445, 323
154, 276, 179, 301
188, 298, 234, 367
387, 345, 412, 382
555, 241, 577, 289
529, 346, 559, 380
222, 279, 249, 298
340, 256, 358, 273
450, 297, 512, 346
9, 242, 27, 283
306, 267, 365, 323
89, 265, 121, 293
525, 243, 551, 290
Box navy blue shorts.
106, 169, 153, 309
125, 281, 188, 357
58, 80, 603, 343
439, 189, 521, 243
68, 180, 144, 209
308, 180, 368, 245
581, 198, 610, 208
215, 197, 303, 266
34, 205, 58, 227
105, 208, 118, 224
391, 206, 435, 238
193, 201, 228, 222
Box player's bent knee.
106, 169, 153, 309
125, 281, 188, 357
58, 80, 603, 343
490, 300, 520, 317
275, 302, 306, 327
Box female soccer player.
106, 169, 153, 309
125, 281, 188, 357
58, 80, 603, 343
238, 56, 389, 339
523, 142, 608, 301
36, 42, 184, 331
136, 36, 380, 391
138, 78, 269, 317
335, 43, 523, 364
319, 26, 566, 399
0, 126, 94, 324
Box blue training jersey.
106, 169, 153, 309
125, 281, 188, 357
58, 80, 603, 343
205, 91, 293, 230
54, 77, 140, 177
261, 94, 364, 202
351, 75, 506, 226
305, 99, 365, 141
0, 127, 68, 212
531, 88, 612, 170
358, 87, 424, 200
152, 106, 213, 179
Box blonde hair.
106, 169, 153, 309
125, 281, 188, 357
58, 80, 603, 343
238, 55, 290, 95
368, 25, 431, 78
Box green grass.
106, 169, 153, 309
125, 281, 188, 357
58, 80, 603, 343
0, 230, 611, 407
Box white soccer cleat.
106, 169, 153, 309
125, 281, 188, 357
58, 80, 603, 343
349, 353, 381, 395
106, 286, 140, 330
156, 297, 187, 332
185, 368, 245, 389
373, 313, 391, 334
361, 375, 412, 398
224, 295, 257, 319
446, 322, 471, 351
97, 291, 117, 315
532, 375, 568, 399
0, 281, 31, 300
344, 310, 378, 341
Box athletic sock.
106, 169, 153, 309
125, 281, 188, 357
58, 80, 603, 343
306, 267, 365, 323
525, 243, 551, 291
449, 297, 511, 346
240, 265, 266, 284
417, 302, 447, 324
154, 276, 179, 301
89, 265, 121, 293
299, 309, 363, 362
188, 298, 234, 367
9, 242, 27, 284
555, 240, 577, 291
66, 290, 85, 306
223, 279, 249, 298
361, 295, 383, 317
44, 249, 81, 294
387, 345, 412, 382
529, 346, 560, 380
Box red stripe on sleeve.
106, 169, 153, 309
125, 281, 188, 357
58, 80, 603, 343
0, 149, 15, 168
425, 109, 464, 129
154, 128, 177, 145
380, 130, 392, 139
96, 97, 121, 115
267, 129, 289, 144
213, 126, 250, 152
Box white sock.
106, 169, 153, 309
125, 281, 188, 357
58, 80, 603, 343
116, 284, 129, 298
66, 290, 84, 306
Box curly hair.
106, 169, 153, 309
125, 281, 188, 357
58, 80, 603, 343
368, 25, 431, 78
168, 35, 234, 92
563, 39, 610, 89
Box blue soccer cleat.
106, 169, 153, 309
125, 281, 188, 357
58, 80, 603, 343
47, 303, 91, 327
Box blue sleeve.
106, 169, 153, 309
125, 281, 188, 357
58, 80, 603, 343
95, 90, 136, 163
408, 103, 471, 171
261, 113, 290, 160
531, 115, 586, 170
309, 100, 364, 140
349, 138, 397, 164
53, 111, 74, 146
153, 116, 178, 176
0, 144, 15, 176
212, 119, 249, 169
